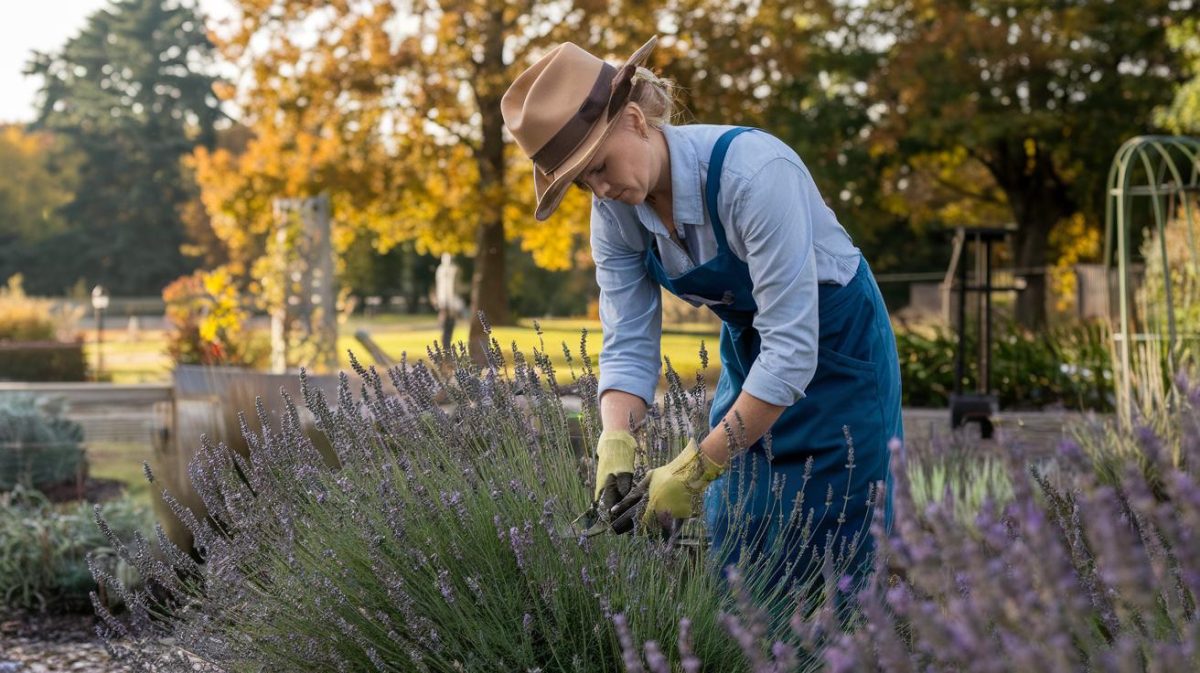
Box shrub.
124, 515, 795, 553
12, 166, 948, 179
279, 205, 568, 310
896, 320, 1114, 411
0, 297, 54, 342
92, 325, 867, 671
162, 269, 268, 368
0, 394, 86, 491
94, 325, 1197, 671
0, 275, 87, 381
0, 486, 151, 614
151, 365, 340, 555
0, 340, 88, 382
0, 274, 77, 342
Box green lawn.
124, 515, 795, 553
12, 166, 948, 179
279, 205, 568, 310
87, 440, 155, 506
84, 317, 724, 391
341, 318, 722, 390
83, 331, 172, 383
341, 313, 446, 330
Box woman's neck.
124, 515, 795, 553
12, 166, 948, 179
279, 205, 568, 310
644, 128, 672, 211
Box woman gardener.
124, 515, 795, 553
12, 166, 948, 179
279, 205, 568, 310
500, 36, 902, 587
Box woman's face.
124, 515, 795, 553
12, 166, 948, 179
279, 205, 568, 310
575, 108, 656, 206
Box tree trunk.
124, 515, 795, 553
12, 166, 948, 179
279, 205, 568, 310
469, 218, 508, 360
987, 139, 1075, 329
468, 6, 510, 365
1010, 207, 1054, 328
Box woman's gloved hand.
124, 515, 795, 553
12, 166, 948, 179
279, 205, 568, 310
594, 430, 637, 513
609, 439, 724, 534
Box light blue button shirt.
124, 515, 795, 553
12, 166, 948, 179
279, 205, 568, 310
591, 123, 862, 408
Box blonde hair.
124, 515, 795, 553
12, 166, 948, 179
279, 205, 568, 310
629, 66, 676, 128
570, 67, 678, 191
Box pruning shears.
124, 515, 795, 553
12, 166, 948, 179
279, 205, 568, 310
566, 500, 614, 538
563, 498, 698, 549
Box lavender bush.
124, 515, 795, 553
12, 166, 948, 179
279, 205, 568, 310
95, 317, 1200, 671
91, 322, 861, 672
815, 377, 1200, 672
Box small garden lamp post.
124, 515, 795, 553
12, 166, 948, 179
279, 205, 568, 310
945, 226, 1020, 439
91, 285, 109, 381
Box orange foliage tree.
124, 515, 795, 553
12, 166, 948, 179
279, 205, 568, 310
190, 1, 605, 361
191, 0, 871, 360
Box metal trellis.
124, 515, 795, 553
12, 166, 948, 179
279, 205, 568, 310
1104, 135, 1200, 422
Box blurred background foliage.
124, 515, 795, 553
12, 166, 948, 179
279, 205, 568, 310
0, 395, 86, 492
0, 0, 1195, 409
897, 320, 1114, 411
0, 485, 151, 614
0, 0, 1193, 327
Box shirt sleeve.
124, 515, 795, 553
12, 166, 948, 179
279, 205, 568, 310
590, 202, 663, 406
725, 157, 821, 407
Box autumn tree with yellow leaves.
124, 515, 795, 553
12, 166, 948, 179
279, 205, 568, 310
192, 1, 601, 360
205, 0, 1184, 341
190, 0, 873, 359
0, 126, 78, 265
858, 0, 1192, 326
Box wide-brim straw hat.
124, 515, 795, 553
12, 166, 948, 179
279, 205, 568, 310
502, 36, 658, 221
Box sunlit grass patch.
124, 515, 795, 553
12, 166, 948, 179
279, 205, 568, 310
87, 440, 154, 506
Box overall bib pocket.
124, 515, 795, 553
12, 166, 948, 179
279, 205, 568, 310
817, 345, 875, 373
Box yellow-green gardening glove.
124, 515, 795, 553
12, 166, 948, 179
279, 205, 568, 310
594, 430, 637, 514
609, 439, 725, 534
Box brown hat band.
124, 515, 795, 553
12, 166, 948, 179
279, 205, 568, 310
531, 62, 617, 175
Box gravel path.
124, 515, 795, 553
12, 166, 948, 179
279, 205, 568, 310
0, 615, 127, 673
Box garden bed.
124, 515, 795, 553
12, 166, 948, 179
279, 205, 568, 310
36, 476, 126, 505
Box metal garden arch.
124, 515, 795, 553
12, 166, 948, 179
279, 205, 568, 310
1104, 135, 1200, 420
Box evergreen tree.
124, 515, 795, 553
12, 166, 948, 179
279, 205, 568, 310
24, 0, 223, 295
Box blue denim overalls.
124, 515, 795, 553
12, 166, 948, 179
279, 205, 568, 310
643, 127, 901, 593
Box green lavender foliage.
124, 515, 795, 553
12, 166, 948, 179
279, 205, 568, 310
903, 439, 1014, 526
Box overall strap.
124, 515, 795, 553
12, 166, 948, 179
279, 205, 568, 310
704, 127, 756, 252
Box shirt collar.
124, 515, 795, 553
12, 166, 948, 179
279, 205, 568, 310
634, 124, 705, 234
663, 124, 704, 226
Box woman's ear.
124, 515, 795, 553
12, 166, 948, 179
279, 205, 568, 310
626, 105, 650, 139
